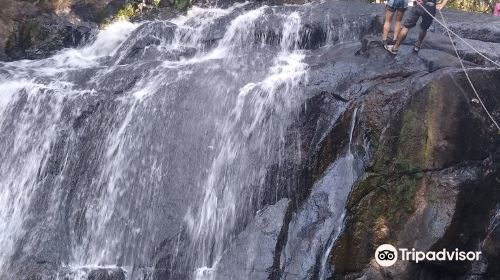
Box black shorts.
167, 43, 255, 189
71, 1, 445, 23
404, 3, 436, 31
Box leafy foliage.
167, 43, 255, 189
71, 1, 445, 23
368, 0, 497, 13
116, 2, 137, 20
447, 0, 497, 13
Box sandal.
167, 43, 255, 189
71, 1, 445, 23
385, 45, 399, 55
382, 38, 394, 48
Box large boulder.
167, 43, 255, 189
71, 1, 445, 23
331, 45, 500, 279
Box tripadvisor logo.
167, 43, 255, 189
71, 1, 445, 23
375, 244, 398, 267
374, 244, 482, 267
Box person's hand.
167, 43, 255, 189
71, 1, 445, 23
437, 3, 444, 10
416, 0, 424, 5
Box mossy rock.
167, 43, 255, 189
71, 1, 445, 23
333, 169, 423, 273
6, 21, 44, 54
173, 0, 191, 10
333, 69, 500, 278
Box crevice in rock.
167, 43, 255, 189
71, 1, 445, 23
319, 90, 350, 103
268, 202, 295, 280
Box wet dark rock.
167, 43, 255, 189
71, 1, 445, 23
433, 9, 500, 44
215, 199, 291, 280
330, 49, 500, 279
298, 22, 327, 50
281, 152, 365, 280
399, 25, 500, 67
114, 21, 177, 63
5, 15, 95, 60
479, 207, 500, 278
87, 268, 126, 280
71, 0, 127, 23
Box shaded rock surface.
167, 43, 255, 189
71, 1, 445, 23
331, 43, 500, 280
5, 14, 95, 60
215, 199, 291, 280
87, 268, 126, 280
280, 151, 365, 280
0, 0, 197, 61
0, 0, 102, 60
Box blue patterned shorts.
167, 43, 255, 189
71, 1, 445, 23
386, 0, 407, 11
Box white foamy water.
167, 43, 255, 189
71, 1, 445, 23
0, 81, 66, 274
0, 2, 369, 279
83, 21, 139, 58
184, 11, 309, 280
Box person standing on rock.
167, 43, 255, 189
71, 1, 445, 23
382, 0, 408, 48
387, 0, 449, 54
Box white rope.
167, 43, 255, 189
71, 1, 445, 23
416, 2, 500, 68
424, 4, 500, 131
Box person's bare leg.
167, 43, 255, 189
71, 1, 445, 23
383, 9, 395, 43
393, 26, 409, 50
415, 29, 427, 48
394, 10, 405, 40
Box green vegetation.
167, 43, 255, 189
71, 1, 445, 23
447, 0, 497, 13
114, 0, 190, 21
333, 81, 445, 271
367, 0, 497, 13
116, 2, 137, 21
352, 172, 421, 237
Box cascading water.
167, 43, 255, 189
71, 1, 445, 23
184, 10, 309, 280
0, 2, 377, 279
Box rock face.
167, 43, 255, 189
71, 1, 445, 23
331, 38, 500, 280
0, 0, 94, 60
0, 0, 192, 61
215, 199, 291, 280
0, 1, 499, 280
87, 268, 126, 280
331, 65, 500, 278
5, 14, 95, 60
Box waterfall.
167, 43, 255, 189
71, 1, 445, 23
0, 2, 376, 279
279, 107, 366, 280
318, 107, 359, 280
183, 10, 309, 280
